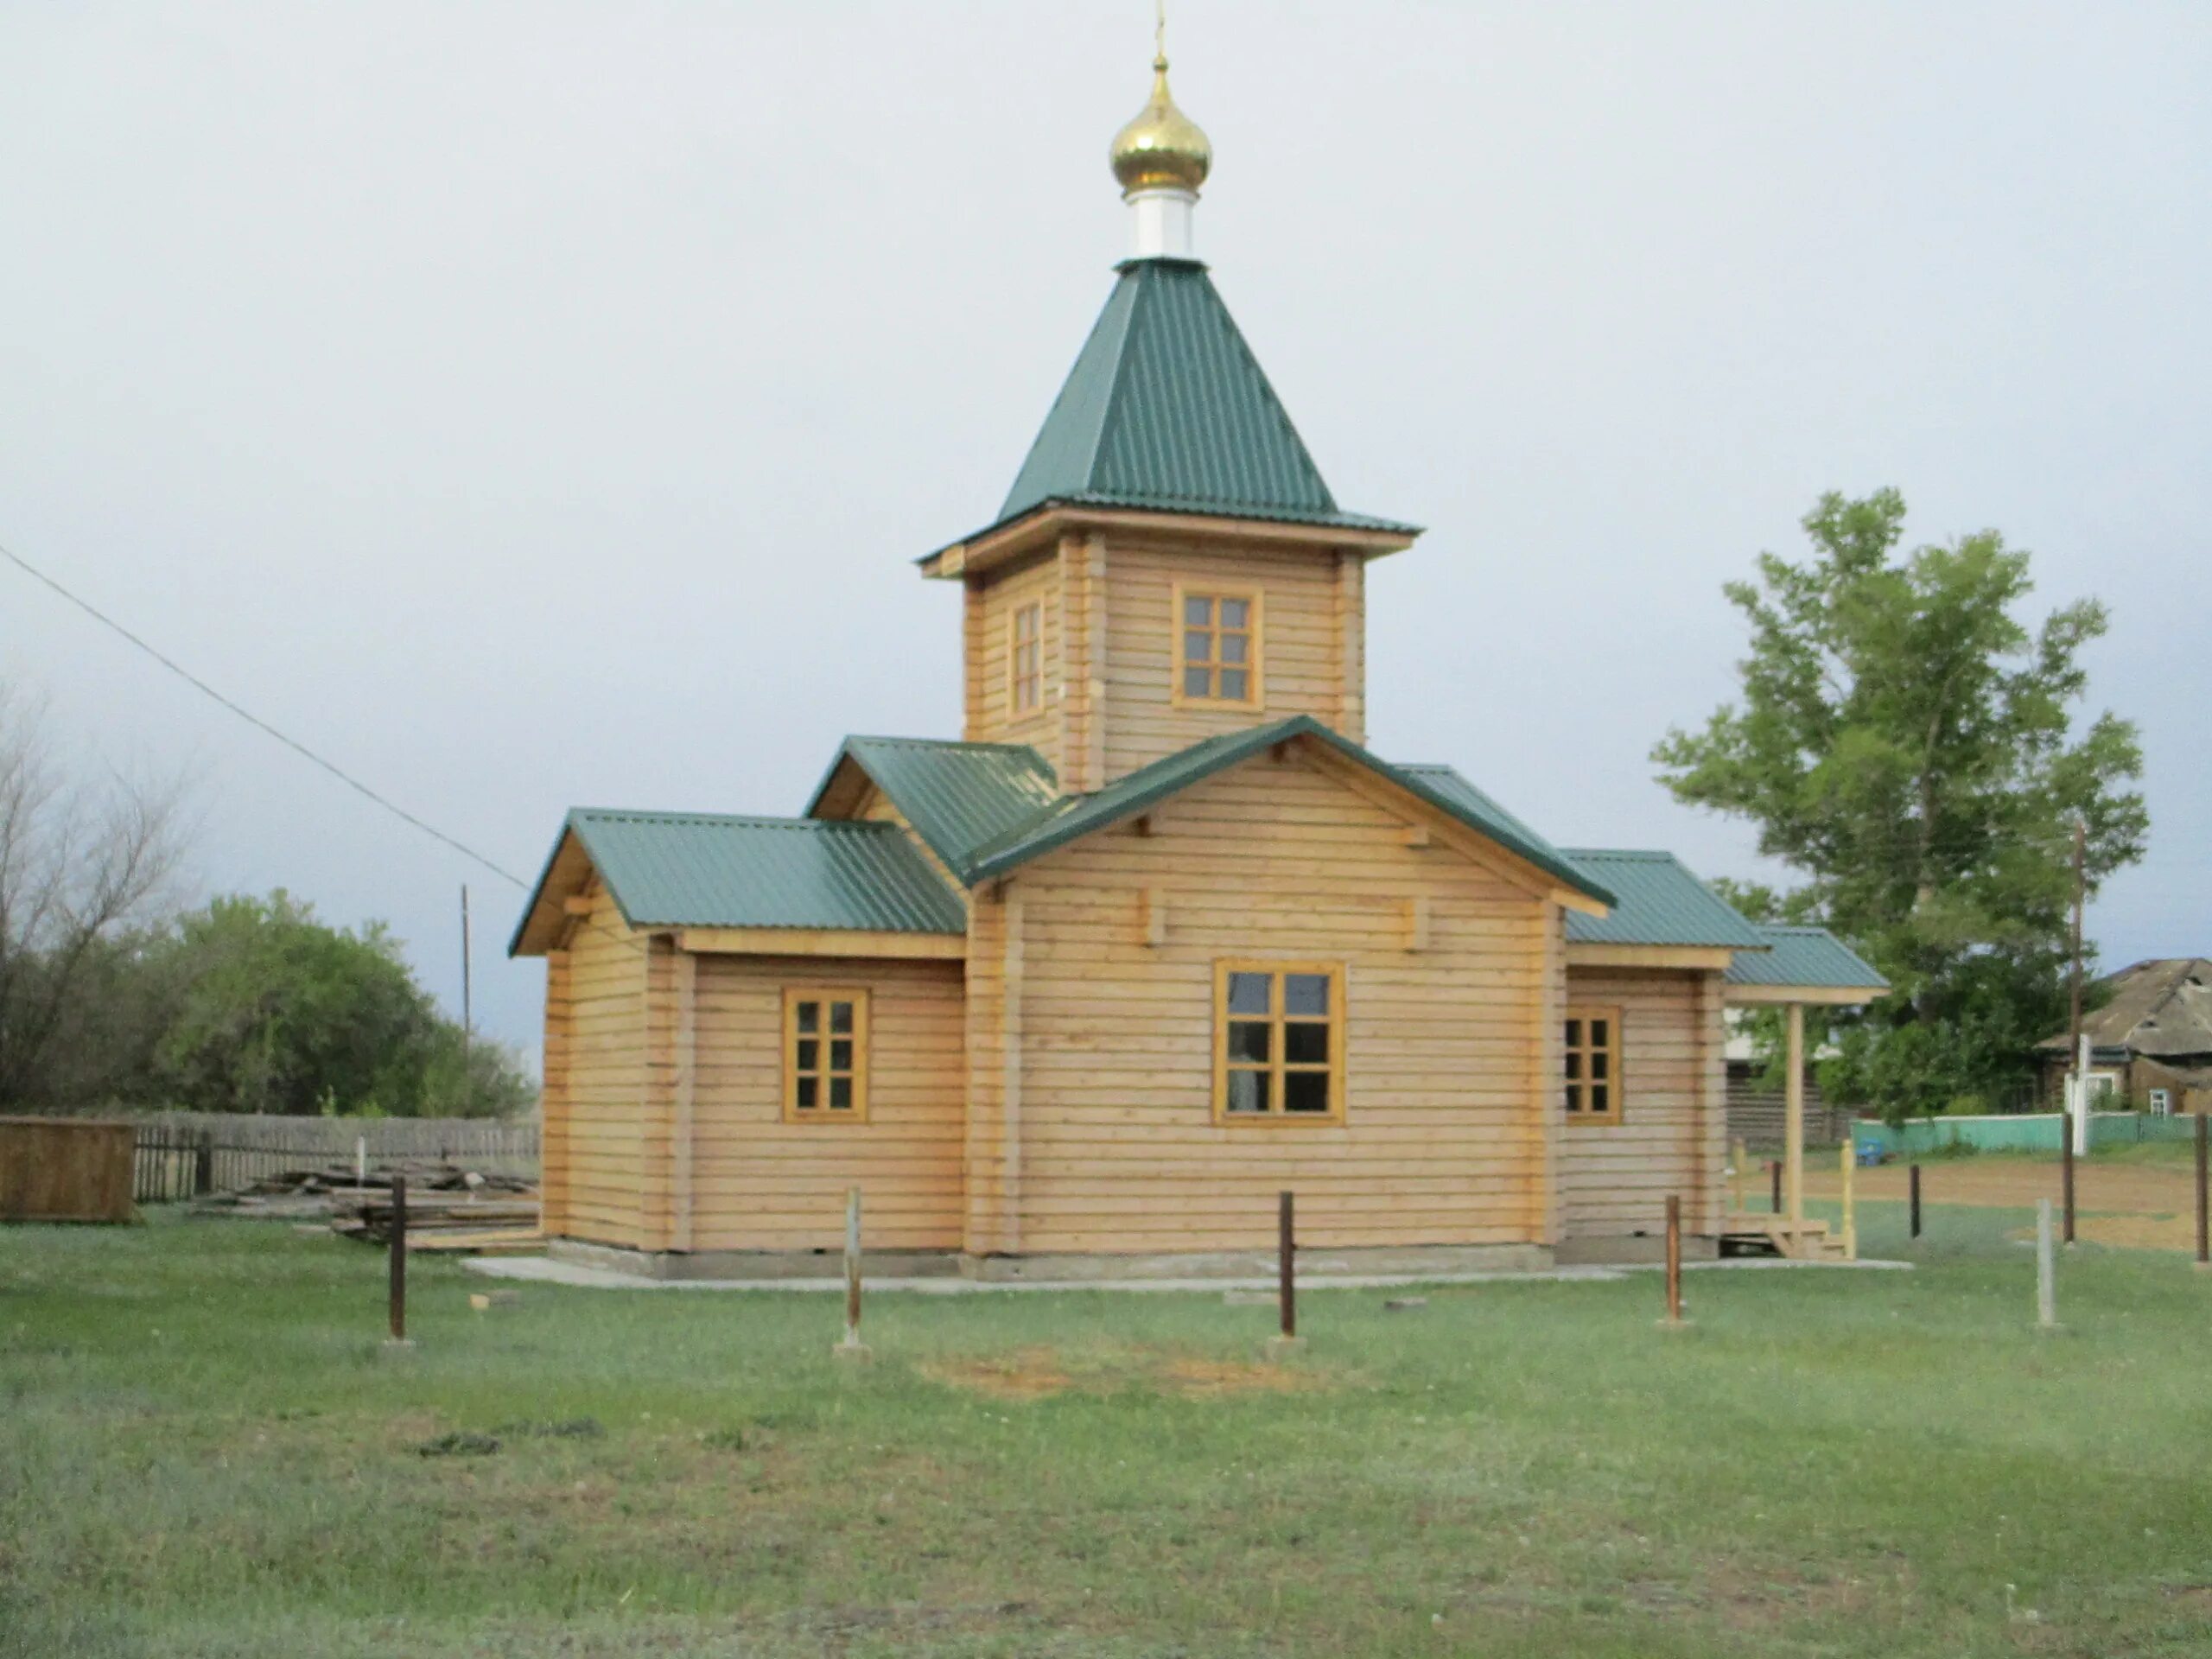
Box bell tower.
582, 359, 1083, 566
919, 17, 1421, 791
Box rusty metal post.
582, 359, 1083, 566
386, 1175, 409, 1345
1770, 1158, 1783, 1215
834, 1185, 868, 1359
1910, 1163, 1923, 1239
2062, 1117, 2076, 1245
2196, 1113, 2209, 1272
1278, 1191, 1296, 1340
1662, 1194, 1685, 1325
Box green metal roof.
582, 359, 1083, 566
1556, 849, 1770, 950
963, 717, 1611, 901
1395, 765, 1569, 876
989, 258, 1419, 540
514, 810, 965, 951
1725, 925, 1889, 992
806, 736, 1059, 877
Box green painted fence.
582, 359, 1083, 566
1853, 1112, 2202, 1159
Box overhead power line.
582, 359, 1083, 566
1, 538, 529, 890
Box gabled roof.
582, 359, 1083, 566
509, 810, 965, 956
961, 716, 1611, 901
985, 258, 1418, 543
1557, 849, 1770, 950
1724, 925, 1888, 993
2037, 958, 2212, 1057
806, 736, 1058, 880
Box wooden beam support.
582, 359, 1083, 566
672, 950, 696, 1254
676, 927, 964, 960
1402, 823, 1431, 849
1142, 887, 1167, 949
562, 895, 594, 918
1785, 1000, 1806, 1233
1566, 944, 1735, 971
1403, 895, 1430, 953
1725, 983, 1886, 1007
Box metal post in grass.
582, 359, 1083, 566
1839, 1141, 1857, 1260
1770, 1159, 1783, 1215
834, 1185, 868, 1361
385, 1175, 412, 1350
1660, 1195, 1688, 1328
2061, 1109, 2077, 1246
2195, 1113, 2209, 1273
2035, 1198, 2059, 1332
1268, 1191, 1302, 1357
1730, 1136, 1747, 1215
1910, 1163, 1923, 1239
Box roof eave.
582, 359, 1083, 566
918, 500, 1421, 582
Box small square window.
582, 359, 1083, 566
785, 988, 869, 1122
1215, 963, 1344, 1124
1562, 1007, 1620, 1124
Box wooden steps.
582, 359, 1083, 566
1720, 1211, 1853, 1261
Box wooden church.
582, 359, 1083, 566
512, 40, 1885, 1278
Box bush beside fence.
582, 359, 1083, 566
132, 1112, 538, 1202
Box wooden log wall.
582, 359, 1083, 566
544, 878, 649, 1248
1556, 966, 1728, 1240
970, 746, 1555, 1257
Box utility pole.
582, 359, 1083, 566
460, 884, 474, 1117
2063, 818, 2085, 1240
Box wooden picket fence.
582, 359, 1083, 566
131, 1112, 538, 1202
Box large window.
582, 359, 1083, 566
1563, 1006, 1619, 1123
1008, 601, 1042, 715
1214, 962, 1344, 1123
784, 988, 870, 1122
1174, 586, 1262, 709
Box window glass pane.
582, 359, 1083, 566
1227, 972, 1272, 1015
796, 1076, 818, 1109
830, 1077, 854, 1110
1285, 1023, 1329, 1065
1283, 974, 1329, 1017
1564, 1083, 1581, 1113
1185, 594, 1213, 626
830, 1001, 855, 1034
1563, 1018, 1580, 1046
1219, 598, 1249, 628
1227, 1021, 1270, 1063
830, 1039, 854, 1071
1219, 670, 1248, 702
796, 1039, 818, 1073
1564, 1051, 1580, 1080
1591, 1084, 1609, 1115
1184, 666, 1213, 698
796, 1001, 819, 1033
1591, 1019, 1609, 1046
1591, 1052, 1608, 1081
1185, 630, 1213, 664
1219, 632, 1248, 664
1225, 1071, 1269, 1115
1284, 1071, 1331, 1115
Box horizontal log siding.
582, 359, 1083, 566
690, 955, 967, 1252
994, 749, 1554, 1255
963, 551, 1061, 774
1557, 967, 1726, 1241
553, 880, 650, 1249
1100, 535, 1347, 782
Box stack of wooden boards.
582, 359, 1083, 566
323, 1166, 540, 1253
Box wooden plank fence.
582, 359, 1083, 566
131, 1113, 538, 1202
1726, 1084, 1854, 1153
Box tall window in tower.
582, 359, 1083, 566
1008, 601, 1042, 715
1173, 585, 1263, 709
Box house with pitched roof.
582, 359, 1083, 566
510, 40, 1885, 1277
2037, 959, 2212, 1114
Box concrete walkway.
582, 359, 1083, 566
463, 1254, 1910, 1294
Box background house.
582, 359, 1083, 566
2037, 958, 2212, 1114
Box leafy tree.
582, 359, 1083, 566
149, 891, 531, 1117
1655, 489, 2147, 1119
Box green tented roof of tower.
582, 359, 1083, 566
989, 258, 1420, 539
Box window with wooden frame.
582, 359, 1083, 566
1213, 962, 1344, 1123
1563, 1006, 1620, 1123
1007, 601, 1042, 716
1173, 585, 1262, 709
783, 988, 869, 1122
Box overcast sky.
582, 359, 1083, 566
3, 2, 2206, 1064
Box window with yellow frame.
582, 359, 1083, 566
1173, 585, 1262, 709
1007, 601, 1042, 716
1213, 962, 1344, 1122
783, 988, 870, 1122
1562, 1005, 1620, 1123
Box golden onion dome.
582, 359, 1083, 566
1109, 54, 1211, 197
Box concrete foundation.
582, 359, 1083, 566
1552, 1233, 1722, 1268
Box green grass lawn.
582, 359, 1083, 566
6, 1202, 2212, 1657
